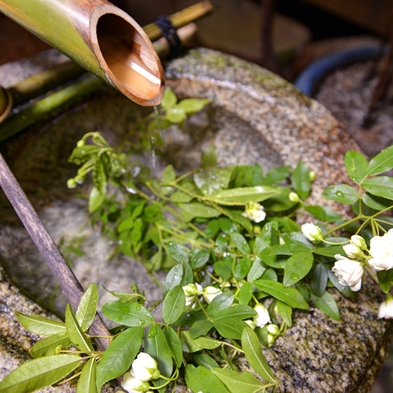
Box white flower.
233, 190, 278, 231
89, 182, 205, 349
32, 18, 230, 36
122, 372, 150, 392
301, 223, 323, 242
131, 353, 160, 382
182, 283, 203, 306
332, 255, 364, 291
350, 235, 367, 250
368, 229, 393, 271
242, 202, 266, 223
343, 243, 364, 259
378, 298, 393, 319
253, 304, 271, 328
203, 286, 222, 304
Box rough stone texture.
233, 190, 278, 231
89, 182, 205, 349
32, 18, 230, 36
0, 48, 392, 392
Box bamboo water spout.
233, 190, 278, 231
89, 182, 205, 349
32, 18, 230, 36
0, 0, 165, 106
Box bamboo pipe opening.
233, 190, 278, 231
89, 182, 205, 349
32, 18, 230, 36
92, 7, 165, 106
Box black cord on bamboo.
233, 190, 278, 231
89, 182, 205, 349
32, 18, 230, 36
154, 15, 183, 59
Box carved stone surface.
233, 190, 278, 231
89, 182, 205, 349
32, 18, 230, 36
0, 48, 391, 392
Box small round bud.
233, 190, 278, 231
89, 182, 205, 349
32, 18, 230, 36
76, 140, 85, 147
301, 223, 323, 242
253, 225, 261, 235
67, 178, 77, 189
266, 324, 280, 336
289, 192, 300, 203
309, 171, 316, 181
267, 334, 276, 346
350, 235, 367, 251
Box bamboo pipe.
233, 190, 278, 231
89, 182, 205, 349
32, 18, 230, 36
0, 0, 165, 106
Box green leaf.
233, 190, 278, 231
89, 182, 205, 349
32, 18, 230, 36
176, 98, 210, 114
181, 331, 221, 353
178, 202, 220, 221
377, 270, 393, 293
234, 257, 252, 280
89, 186, 105, 213
283, 251, 314, 286
30, 333, 71, 358
209, 186, 280, 205
314, 245, 344, 257
145, 325, 173, 377
185, 365, 230, 393
362, 193, 393, 210
211, 368, 268, 393
191, 249, 210, 269
263, 187, 298, 212
77, 358, 97, 393
93, 158, 108, 195
241, 326, 276, 382
362, 177, 393, 200
253, 280, 309, 310
223, 209, 253, 234
162, 286, 186, 324
102, 301, 154, 327
247, 257, 266, 282
261, 165, 291, 186
163, 326, 183, 368
76, 283, 98, 332
163, 264, 184, 295
276, 301, 292, 327
161, 87, 177, 109
16, 313, 66, 336
206, 293, 234, 316
194, 167, 233, 196
166, 107, 186, 123
291, 161, 311, 199
0, 355, 81, 393
162, 165, 176, 184
230, 233, 250, 255
201, 145, 217, 168
322, 184, 359, 204
65, 304, 93, 353
311, 264, 329, 297
238, 282, 253, 305
189, 320, 214, 339
367, 145, 393, 175
305, 205, 342, 222
170, 190, 192, 203
193, 353, 220, 369
311, 291, 340, 321
96, 327, 143, 391
345, 150, 368, 183
167, 242, 189, 263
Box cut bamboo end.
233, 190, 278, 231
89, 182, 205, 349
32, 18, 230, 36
0, 86, 12, 123
90, 4, 165, 106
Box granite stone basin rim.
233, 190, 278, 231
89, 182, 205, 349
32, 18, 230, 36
0, 0, 165, 106
0, 48, 392, 393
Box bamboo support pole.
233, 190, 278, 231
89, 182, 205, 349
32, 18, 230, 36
0, 153, 111, 351
0, 0, 165, 106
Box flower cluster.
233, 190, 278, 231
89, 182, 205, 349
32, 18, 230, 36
122, 353, 161, 393
242, 202, 266, 223
182, 283, 223, 306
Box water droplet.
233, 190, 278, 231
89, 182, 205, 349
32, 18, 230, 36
139, 319, 145, 325
148, 329, 157, 338
335, 190, 344, 197
136, 305, 141, 311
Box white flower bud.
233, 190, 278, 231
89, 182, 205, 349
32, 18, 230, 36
182, 283, 203, 306
332, 255, 364, 291
309, 171, 316, 181
253, 304, 271, 328
122, 372, 150, 392
343, 243, 365, 259
289, 192, 300, 203
245, 319, 256, 330
242, 202, 266, 223
378, 298, 393, 319
267, 334, 276, 346
203, 286, 222, 304
368, 229, 393, 271
350, 235, 367, 250
301, 223, 323, 242
131, 353, 160, 382
266, 324, 280, 336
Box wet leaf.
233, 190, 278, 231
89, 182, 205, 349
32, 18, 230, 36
276, 300, 292, 327
185, 365, 230, 393
322, 184, 359, 204
102, 301, 154, 327
189, 320, 214, 339
291, 161, 311, 199
178, 202, 220, 221
261, 165, 291, 185
230, 233, 250, 255
366, 145, 393, 175
209, 186, 280, 205
311, 264, 329, 297
96, 327, 143, 391
311, 291, 340, 321
234, 257, 252, 280
76, 283, 98, 332
193, 353, 220, 369
167, 242, 189, 263
283, 251, 314, 286
162, 286, 186, 324
345, 150, 368, 183
211, 368, 267, 393
181, 331, 221, 353
247, 257, 266, 282
190, 249, 210, 269
237, 282, 254, 305
65, 304, 93, 353
163, 326, 183, 367
30, 333, 71, 358
362, 177, 393, 200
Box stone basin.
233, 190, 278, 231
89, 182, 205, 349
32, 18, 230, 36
0, 48, 392, 393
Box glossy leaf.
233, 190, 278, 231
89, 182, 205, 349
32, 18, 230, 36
247, 257, 266, 282
253, 280, 309, 309
345, 150, 368, 183
211, 368, 267, 393
291, 161, 311, 199
181, 331, 221, 353
311, 264, 329, 297
305, 205, 342, 222
311, 291, 340, 321
276, 300, 292, 327
238, 282, 254, 305
283, 251, 314, 286
241, 326, 276, 382
185, 365, 230, 393
377, 270, 393, 293
209, 186, 280, 205
362, 177, 393, 200
102, 301, 154, 327
234, 257, 252, 280
190, 249, 210, 269
189, 320, 214, 339
16, 312, 66, 336
163, 264, 184, 295
322, 184, 359, 204
161, 87, 177, 109
314, 245, 344, 257
178, 202, 220, 221
89, 186, 105, 213
193, 353, 220, 369
261, 165, 291, 185
167, 242, 189, 263
230, 233, 250, 255
145, 325, 173, 377
194, 167, 233, 196
163, 326, 183, 368
362, 193, 393, 210
96, 327, 143, 391
77, 358, 97, 393
176, 98, 210, 114
170, 190, 192, 203
30, 332, 71, 358
162, 286, 186, 325
76, 283, 98, 332
206, 293, 234, 316
166, 107, 186, 123
0, 355, 81, 393
65, 304, 93, 353
224, 209, 253, 234
366, 145, 393, 175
